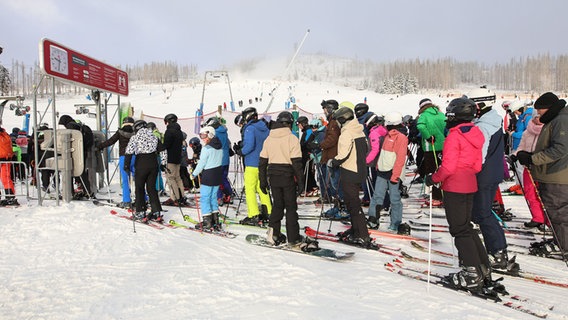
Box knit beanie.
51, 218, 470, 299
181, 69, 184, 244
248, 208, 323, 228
534, 92, 559, 109
419, 98, 432, 109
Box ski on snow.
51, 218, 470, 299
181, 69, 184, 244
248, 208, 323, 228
245, 234, 354, 261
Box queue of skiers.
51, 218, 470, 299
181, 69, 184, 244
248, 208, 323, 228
5, 89, 566, 293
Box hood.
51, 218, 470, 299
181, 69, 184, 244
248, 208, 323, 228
526, 118, 543, 136
208, 136, 222, 150
453, 123, 484, 150
341, 119, 364, 135
474, 108, 501, 134
215, 125, 227, 135
249, 119, 269, 134
269, 126, 292, 138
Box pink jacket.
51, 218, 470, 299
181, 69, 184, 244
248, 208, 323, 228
376, 128, 408, 183
432, 123, 484, 193
366, 125, 388, 165
516, 118, 543, 153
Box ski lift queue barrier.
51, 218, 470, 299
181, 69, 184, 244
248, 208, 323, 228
0, 160, 30, 202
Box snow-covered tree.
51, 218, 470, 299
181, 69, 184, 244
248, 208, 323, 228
0, 64, 11, 95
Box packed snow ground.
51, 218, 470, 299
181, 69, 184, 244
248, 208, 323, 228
1, 80, 567, 319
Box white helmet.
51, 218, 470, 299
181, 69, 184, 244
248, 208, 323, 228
466, 86, 496, 109
384, 111, 403, 126
509, 100, 525, 112
199, 126, 216, 139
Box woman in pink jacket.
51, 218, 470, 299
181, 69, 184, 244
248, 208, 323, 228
514, 115, 547, 229
425, 98, 490, 292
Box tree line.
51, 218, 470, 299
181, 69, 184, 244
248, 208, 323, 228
2, 53, 568, 97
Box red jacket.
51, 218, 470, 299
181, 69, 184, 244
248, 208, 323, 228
432, 123, 484, 193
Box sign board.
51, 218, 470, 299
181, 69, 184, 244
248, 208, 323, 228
39, 38, 129, 96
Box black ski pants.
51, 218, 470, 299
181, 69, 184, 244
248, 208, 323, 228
268, 183, 301, 243
444, 191, 490, 268
134, 153, 162, 213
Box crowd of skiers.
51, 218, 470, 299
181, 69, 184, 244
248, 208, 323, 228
2, 88, 567, 294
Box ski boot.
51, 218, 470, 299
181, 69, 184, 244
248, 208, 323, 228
444, 266, 485, 292
211, 211, 222, 231
132, 211, 147, 222
397, 222, 411, 235
239, 215, 260, 226
196, 215, 213, 230
489, 250, 520, 275
529, 239, 561, 257
367, 216, 380, 230
480, 264, 508, 295
148, 212, 163, 223
299, 236, 320, 252
266, 227, 287, 246
524, 220, 543, 229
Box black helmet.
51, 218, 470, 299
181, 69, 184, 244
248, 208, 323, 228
133, 119, 147, 132
122, 117, 135, 125
296, 116, 309, 127
446, 98, 477, 123
332, 107, 355, 125
189, 137, 201, 146
164, 113, 178, 124
321, 99, 339, 114
203, 117, 221, 129
241, 107, 258, 123
363, 112, 380, 128
234, 114, 243, 126
147, 122, 156, 130
354, 103, 369, 119
276, 111, 294, 126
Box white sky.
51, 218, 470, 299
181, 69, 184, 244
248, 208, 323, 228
1, 0, 568, 71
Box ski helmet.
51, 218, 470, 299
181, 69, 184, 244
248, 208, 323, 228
203, 117, 221, 129
509, 100, 525, 113
466, 86, 496, 109
241, 107, 258, 123
133, 119, 147, 132
189, 137, 201, 146
234, 114, 243, 126
384, 111, 403, 126
446, 97, 477, 123
321, 99, 339, 115
199, 126, 216, 140
354, 103, 369, 119
402, 115, 413, 124
276, 111, 294, 126
146, 122, 156, 130
122, 117, 135, 125
309, 118, 322, 128
296, 116, 309, 127
164, 113, 178, 124
364, 112, 380, 128
332, 107, 355, 126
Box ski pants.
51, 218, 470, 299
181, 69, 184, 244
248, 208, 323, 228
420, 151, 442, 201
444, 191, 490, 268
369, 175, 403, 231
342, 181, 369, 239
523, 168, 547, 224
244, 166, 271, 217
134, 153, 162, 214
165, 163, 185, 201
268, 183, 301, 243
200, 184, 220, 215
472, 181, 507, 254
119, 155, 135, 203
217, 165, 233, 199
538, 183, 568, 252
0, 162, 14, 192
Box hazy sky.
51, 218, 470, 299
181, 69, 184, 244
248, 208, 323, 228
2, 0, 568, 71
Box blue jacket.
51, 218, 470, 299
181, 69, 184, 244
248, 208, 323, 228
241, 119, 269, 167
474, 108, 505, 184
215, 125, 231, 166
512, 107, 533, 151
192, 137, 223, 186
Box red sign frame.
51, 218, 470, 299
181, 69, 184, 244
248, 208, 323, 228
39, 38, 129, 96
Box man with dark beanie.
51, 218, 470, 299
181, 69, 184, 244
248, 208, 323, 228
515, 92, 568, 259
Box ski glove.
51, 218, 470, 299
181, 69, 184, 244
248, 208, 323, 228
427, 136, 435, 144
260, 183, 269, 195
424, 174, 435, 187
516, 151, 533, 166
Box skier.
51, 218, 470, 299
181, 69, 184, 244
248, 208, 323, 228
468, 87, 519, 274
362, 112, 386, 208
416, 98, 446, 207
259, 111, 315, 250
187, 136, 202, 192
202, 116, 233, 206
516, 92, 568, 259
191, 126, 224, 230
327, 107, 370, 246
147, 122, 167, 197
0, 124, 17, 205
97, 116, 135, 208
318, 99, 342, 204
237, 107, 272, 225
124, 120, 163, 222
160, 113, 186, 206
367, 111, 408, 233
296, 115, 318, 196
425, 97, 491, 292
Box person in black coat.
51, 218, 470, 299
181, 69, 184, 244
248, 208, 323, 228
159, 113, 186, 205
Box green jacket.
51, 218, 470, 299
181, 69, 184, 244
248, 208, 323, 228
416, 106, 446, 152
531, 106, 568, 184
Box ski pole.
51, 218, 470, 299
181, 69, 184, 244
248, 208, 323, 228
195, 176, 203, 234
427, 185, 432, 292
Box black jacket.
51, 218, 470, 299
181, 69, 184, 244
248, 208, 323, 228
160, 122, 184, 164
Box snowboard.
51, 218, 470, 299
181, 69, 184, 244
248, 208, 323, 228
245, 234, 355, 261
